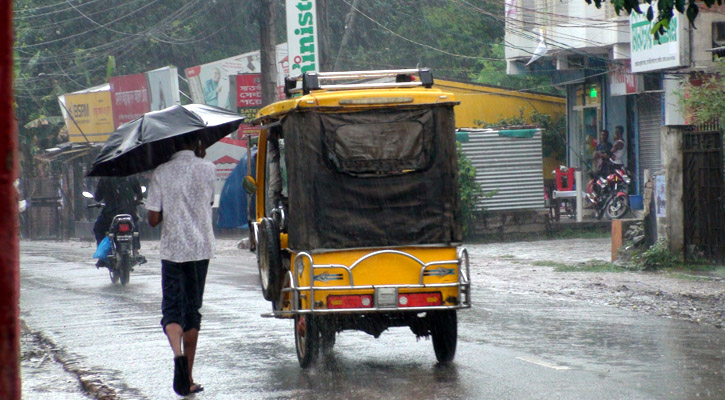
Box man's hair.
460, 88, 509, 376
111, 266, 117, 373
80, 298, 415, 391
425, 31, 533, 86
176, 135, 201, 151
615, 125, 624, 134
600, 129, 609, 135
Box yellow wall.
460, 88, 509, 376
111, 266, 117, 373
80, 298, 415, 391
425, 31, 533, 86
436, 79, 565, 129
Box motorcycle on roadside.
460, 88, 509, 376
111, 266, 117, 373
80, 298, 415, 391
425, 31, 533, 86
585, 161, 631, 220
83, 189, 146, 285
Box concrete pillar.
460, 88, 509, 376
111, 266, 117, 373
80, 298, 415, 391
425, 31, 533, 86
0, 0, 20, 398
662, 126, 684, 255
611, 219, 623, 261
575, 170, 583, 223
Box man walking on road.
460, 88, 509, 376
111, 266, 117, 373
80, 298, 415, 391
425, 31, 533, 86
146, 138, 215, 396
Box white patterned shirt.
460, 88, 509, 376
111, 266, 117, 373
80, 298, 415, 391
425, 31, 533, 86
146, 150, 216, 262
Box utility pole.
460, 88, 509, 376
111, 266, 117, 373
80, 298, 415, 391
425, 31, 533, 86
333, 0, 360, 72
317, 0, 331, 71
259, 0, 278, 105
0, 0, 20, 398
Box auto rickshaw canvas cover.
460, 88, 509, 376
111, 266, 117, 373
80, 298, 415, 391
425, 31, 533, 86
281, 104, 463, 251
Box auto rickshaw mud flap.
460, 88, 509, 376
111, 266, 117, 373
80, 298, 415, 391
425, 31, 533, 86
258, 217, 283, 301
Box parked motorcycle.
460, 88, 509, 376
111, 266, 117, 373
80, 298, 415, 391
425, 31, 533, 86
585, 162, 631, 220
83, 190, 145, 285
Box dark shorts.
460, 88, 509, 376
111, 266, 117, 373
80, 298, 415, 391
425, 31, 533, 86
160, 259, 209, 332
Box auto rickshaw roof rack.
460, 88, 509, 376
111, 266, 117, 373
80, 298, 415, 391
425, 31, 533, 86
284, 68, 434, 97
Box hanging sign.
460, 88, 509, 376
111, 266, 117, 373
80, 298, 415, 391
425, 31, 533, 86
286, 0, 319, 76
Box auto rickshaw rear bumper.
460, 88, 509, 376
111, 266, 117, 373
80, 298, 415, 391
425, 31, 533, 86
262, 247, 471, 318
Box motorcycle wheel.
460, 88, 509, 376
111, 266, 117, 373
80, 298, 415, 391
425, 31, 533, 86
119, 255, 131, 286
606, 196, 629, 219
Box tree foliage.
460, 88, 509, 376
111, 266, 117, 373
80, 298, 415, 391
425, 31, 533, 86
472, 43, 561, 95
587, 0, 718, 37
679, 59, 725, 126
12, 0, 543, 174
457, 142, 483, 238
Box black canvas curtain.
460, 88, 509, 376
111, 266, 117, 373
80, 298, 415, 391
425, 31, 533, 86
283, 106, 461, 251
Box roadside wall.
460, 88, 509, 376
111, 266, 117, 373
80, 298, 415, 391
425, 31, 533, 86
471, 209, 549, 239
436, 79, 565, 128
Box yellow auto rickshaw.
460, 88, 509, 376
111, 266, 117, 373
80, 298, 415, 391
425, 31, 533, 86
244, 68, 471, 368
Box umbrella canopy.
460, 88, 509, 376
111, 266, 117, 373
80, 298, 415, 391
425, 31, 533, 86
87, 104, 246, 176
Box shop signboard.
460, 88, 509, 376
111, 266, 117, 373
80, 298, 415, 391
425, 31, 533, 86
233, 74, 263, 108
286, 0, 319, 76
63, 90, 115, 142
630, 2, 688, 73
109, 73, 150, 128
609, 61, 639, 96
228, 74, 262, 139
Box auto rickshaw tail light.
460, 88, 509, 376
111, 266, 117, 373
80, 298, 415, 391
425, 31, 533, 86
327, 294, 374, 309
398, 292, 442, 307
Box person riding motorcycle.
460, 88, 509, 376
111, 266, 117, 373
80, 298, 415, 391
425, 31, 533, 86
92, 176, 145, 266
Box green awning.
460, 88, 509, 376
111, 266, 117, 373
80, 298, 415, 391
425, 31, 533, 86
498, 129, 536, 138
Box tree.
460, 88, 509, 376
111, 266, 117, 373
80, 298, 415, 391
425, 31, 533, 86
473, 43, 561, 95
457, 143, 483, 238
679, 59, 725, 125
587, 0, 718, 37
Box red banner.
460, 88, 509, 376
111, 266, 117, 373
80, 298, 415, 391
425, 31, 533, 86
235, 74, 263, 108
109, 73, 150, 128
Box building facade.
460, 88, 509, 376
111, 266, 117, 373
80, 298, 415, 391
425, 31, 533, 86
504, 1, 725, 194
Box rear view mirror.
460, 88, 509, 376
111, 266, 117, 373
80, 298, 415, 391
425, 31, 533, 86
82, 191, 94, 199
242, 176, 257, 195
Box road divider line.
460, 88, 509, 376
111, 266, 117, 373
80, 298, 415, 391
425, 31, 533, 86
516, 356, 571, 370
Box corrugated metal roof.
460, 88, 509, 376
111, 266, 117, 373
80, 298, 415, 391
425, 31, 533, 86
458, 128, 544, 211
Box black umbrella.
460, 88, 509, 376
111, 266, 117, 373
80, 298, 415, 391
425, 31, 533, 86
87, 104, 246, 177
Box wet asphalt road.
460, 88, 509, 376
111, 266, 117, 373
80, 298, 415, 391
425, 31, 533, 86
20, 240, 725, 400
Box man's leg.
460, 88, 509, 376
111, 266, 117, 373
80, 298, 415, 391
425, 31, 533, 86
164, 323, 184, 357
161, 260, 185, 357
183, 260, 209, 390
161, 260, 193, 395
93, 216, 107, 245
183, 328, 199, 384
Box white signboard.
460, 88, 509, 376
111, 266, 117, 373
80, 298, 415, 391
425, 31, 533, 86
609, 61, 639, 96
184, 44, 288, 110
630, 3, 688, 73
146, 66, 180, 111
286, 0, 319, 76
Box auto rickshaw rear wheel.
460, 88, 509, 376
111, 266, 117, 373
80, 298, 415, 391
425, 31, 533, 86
295, 314, 319, 368
257, 218, 282, 301
429, 310, 457, 363
320, 325, 336, 356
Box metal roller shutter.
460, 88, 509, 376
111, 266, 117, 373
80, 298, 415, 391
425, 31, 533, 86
458, 129, 544, 211
637, 93, 663, 187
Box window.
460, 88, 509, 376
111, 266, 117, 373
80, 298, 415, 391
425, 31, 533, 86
321, 109, 435, 177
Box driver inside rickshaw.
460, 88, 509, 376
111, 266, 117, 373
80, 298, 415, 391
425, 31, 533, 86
266, 127, 288, 224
